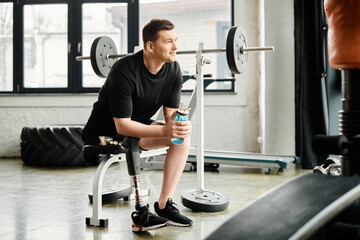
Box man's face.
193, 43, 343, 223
152, 29, 178, 62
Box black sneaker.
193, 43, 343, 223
131, 204, 168, 232
154, 199, 193, 227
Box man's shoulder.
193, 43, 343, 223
165, 61, 181, 73
112, 50, 142, 71
167, 60, 180, 68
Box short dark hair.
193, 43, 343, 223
142, 19, 175, 47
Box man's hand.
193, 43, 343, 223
163, 111, 192, 139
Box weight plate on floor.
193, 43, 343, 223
181, 189, 229, 212
226, 26, 248, 74
88, 184, 132, 204
90, 36, 118, 78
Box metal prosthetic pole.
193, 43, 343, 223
125, 137, 145, 210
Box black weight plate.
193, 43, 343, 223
226, 26, 248, 74
88, 184, 132, 204
90, 36, 118, 78
181, 189, 229, 212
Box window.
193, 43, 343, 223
82, 2, 128, 88
140, 0, 233, 92
0, 2, 13, 92
1, 0, 233, 94
23, 4, 68, 88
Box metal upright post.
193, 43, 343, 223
195, 42, 205, 191
181, 42, 229, 212
340, 70, 360, 176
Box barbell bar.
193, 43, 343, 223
76, 47, 273, 60
76, 26, 274, 78
76, 46, 273, 60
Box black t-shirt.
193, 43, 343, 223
82, 50, 183, 144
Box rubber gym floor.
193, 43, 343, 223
0, 158, 309, 239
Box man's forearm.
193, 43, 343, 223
114, 118, 166, 138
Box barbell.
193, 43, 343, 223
76, 26, 274, 78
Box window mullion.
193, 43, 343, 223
14, 0, 23, 93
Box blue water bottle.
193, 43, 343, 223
171, 106, 190, 145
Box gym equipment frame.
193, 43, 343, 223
83, 138, 168, 227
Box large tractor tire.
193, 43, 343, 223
20, 126, 89, 167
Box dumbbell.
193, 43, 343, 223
313, 157, 341, 176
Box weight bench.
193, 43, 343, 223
206, 173, 360, 240
83, 136, 167, 227
206, 174, 360, 240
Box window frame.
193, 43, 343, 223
2, 0, 233, 94
0, 0, 14, 93
75, 0, 138, 93
15, 0, 73, 93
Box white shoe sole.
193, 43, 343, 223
132, 222, 167, 232
167, 220, 192, 227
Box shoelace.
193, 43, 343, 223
133, 205, 157, 225
167, 199, 180, 213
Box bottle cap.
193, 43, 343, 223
178, 103, 191, 115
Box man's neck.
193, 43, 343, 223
143, 51, 164, 75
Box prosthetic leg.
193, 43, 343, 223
124, 137, 146, 210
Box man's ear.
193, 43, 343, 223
145, 41, 154, 52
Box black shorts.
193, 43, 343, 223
83, 119, 155, 165
83, 119, 154, 145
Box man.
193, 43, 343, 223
82, 19, 193, 232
